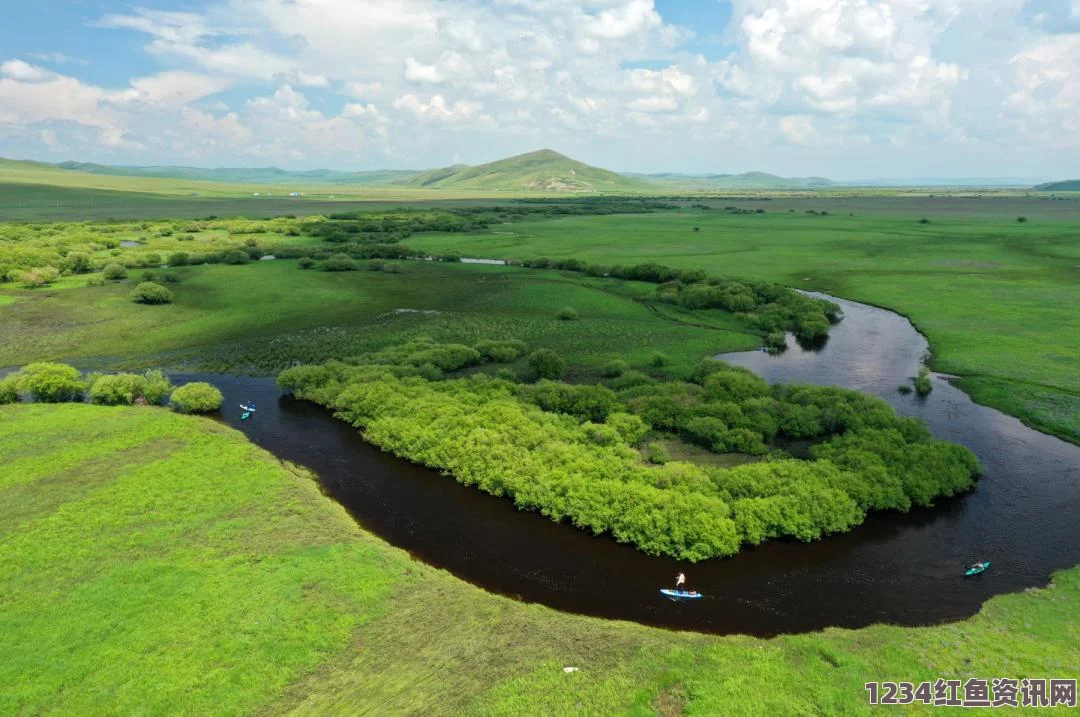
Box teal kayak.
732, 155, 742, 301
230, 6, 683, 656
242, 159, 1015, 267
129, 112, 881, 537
660, 589, 703, 599
964, 561, 990, 576
241, 412, 251, 421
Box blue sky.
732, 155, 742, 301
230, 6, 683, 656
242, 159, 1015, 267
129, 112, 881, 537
1, 0, 1078, 179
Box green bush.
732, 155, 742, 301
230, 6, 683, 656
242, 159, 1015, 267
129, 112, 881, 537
913, 367, 933, 396
64, 252, 92, 274
19, 266, 60, 288
494, 367, 518, 382
16, 362, 86, 402
168, 252, 190, 266
528, 349, 566, 381
142, 369, 174, 404
223, 250, 250, 265
474, 339, 527, 363
170, 382, 223, 414
298, 257, 316, 269
643, 441, 669, 464
649, 351, 670, 368
0, 375, 19, 404
322, 254, 358, 272
131, 282, 174, 305
602, 359, 628, 377
89, 373, 147, 405
556, 306, 578, 321
86, 275, 106, 287
103, 263, 127, 280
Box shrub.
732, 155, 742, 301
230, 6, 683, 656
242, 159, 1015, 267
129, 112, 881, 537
322, 254, 358, 272
603, 359, 628, 377
643, 441, 670, 464
474, 339, 527, 363
223, 250, 250, 265
528, 349, 566, 381
556, 306, 578, 321
65, 252, 92, 274
90, 373, 147, 405
168, 252, 190, 266
170, 382, 223, 414
1017, 216, 1027, 223
897, 384, 913, 395
16, 362, 86, 402
913, 367, 933, 396
19, 266, 60, 289
607, 412, 650, 446
142, 369, 174, 404
367, 259, 385, 271
918, 218, 930, 224
131, 282, 174, 305
103, 263, 128, 280
494, 367, 519, 382
298, 257, 316, 269
649, 351, 670, 368
0, 375, 19, 404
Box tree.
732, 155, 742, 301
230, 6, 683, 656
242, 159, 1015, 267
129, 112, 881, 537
170, 382, 223, 414
103, 263, 128, 281
131, 282, 174, 305
16, 362, 86, 402
528, 349, 566, 380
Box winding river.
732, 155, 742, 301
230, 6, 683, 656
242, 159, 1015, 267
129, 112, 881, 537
180, 294, 1080, 637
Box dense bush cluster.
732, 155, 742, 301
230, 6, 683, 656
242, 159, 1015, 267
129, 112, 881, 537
0, 362, 222, 415
516, 257, 840, 343
278, 345, 980, 561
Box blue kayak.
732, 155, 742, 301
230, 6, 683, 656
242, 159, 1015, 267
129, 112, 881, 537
964, 561, 990, 576
660, 588, 703, 599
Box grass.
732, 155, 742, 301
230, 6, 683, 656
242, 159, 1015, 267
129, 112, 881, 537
0, 259, 758, 374
2, 403, 1077, 715
404, 205, 1080, 442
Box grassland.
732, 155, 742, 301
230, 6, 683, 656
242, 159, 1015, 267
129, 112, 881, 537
405, 204, 1080, 443
0, 259, 758, 375
2, 403, 1077, 715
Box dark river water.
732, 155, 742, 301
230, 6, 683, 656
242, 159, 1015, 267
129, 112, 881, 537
177, 295, 1080, 636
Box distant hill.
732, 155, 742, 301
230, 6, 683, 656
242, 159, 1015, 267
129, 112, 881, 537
1033, 179, 1080, 191
396, 149, 653, 192
51, 161, 419, 186
634, 171, 835, 190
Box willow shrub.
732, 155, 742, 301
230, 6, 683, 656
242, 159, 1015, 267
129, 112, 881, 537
278, 362, 981, 561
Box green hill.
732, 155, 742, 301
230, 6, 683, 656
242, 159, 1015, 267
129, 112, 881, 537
1034, 179, 1080, 191
634, 171, 836, 189
396, 149, 654, 193
51, 161, 419, 186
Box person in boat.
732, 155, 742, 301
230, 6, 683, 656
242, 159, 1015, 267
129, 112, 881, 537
968, 561, 988, 572
675, 573, 686, 588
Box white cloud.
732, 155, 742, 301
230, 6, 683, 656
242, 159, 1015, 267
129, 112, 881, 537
393, 93, 486, 123
1, 59, 56, 82
125, 71, 232, 107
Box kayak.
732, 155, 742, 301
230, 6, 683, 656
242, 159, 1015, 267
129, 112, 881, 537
240, 404, 256, 412
964, 561, 990, 576
660, 589, 703, 599
241, 412, 251, 421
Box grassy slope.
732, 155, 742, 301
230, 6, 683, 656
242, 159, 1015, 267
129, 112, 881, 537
404, 207, 1080, 443
399, 150, 653, 193
1, 404, 1077, 715
0, 260, 757, 374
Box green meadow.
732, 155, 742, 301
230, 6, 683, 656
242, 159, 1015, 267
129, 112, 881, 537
0, 259, 757, 374
2, 404, 1077, 715
405, 205, 1080, 442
